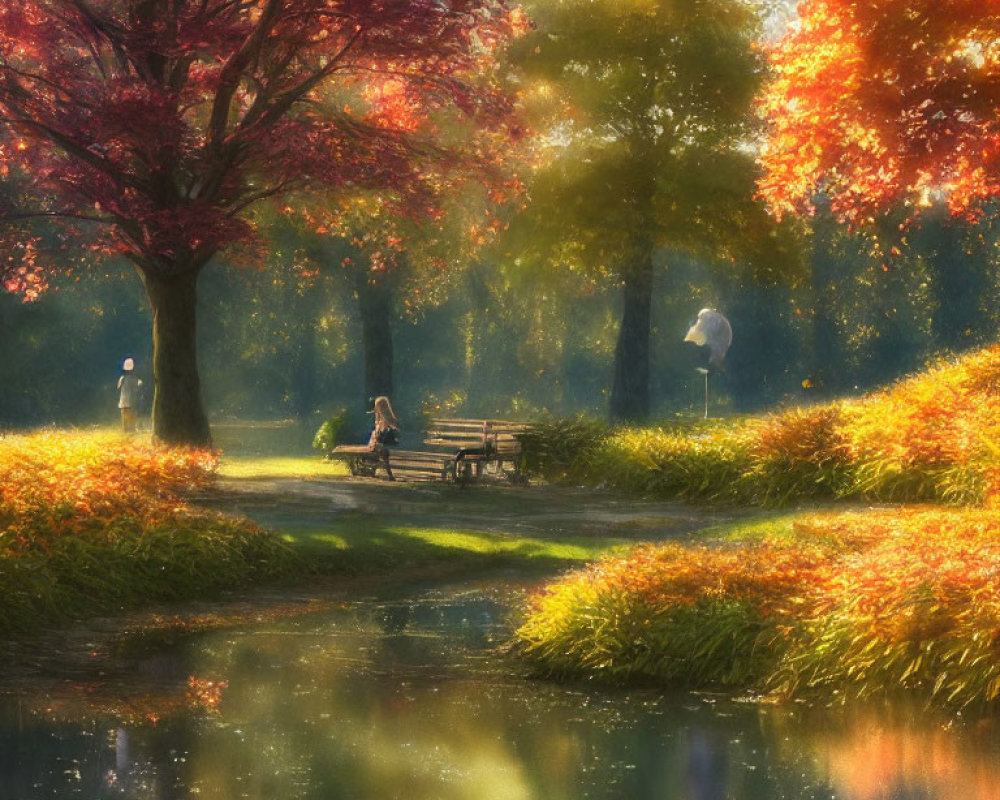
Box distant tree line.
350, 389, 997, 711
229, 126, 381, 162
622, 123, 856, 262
3, 207, 997, 439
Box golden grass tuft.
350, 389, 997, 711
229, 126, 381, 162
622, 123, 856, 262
515, 506, 1000, 710
521, 343, 1000, 507
0, 429, 298, 636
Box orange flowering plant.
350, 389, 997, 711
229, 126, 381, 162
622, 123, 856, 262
0, 429, 217, 525
520, 343, 1000, 507
515, 539, 829, 686
515, 507, 1000, 710
773, 508, 1000, 709
837, 346, 1000, 505
0, 430, 297, 636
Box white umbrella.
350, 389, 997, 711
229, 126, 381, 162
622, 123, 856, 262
683, 308, 732, 368
684, 309, 733, 418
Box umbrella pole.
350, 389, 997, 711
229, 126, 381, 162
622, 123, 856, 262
704, 370, 709, 419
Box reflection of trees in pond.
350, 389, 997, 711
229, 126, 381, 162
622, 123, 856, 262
107, 723, 199, 800
177, 623, 541, 799
687, 729, 727, 800
765, 707, 1000, 800
376, 604, 413, 635
0, 597, 822, 798
0, 706, 196, 800
169, 609, 822, 799
15, 591, 1000, 800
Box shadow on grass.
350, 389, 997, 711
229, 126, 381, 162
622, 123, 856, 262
279, 515, 639, 579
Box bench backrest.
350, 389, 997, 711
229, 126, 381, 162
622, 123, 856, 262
424, 418, 532, 454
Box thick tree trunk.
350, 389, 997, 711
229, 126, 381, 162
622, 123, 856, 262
858, 216, 922, 389
609, 255, 653, 422
355, 269, 394, 405
141, 268, 212, 447
291, 319, 318, 421
918, 210, 989, 352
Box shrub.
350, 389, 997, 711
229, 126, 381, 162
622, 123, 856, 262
518, 343, 1000, 507
596, 425, 757, 502
0, 429, 299, 636
514, 507, 1000, 710
518, 418, 611, 483
312, 408, 349, 454
837, 346, 1000, 504
745, 405, 852, 505
516, 541, 828, 687
770, 509, 1000, 709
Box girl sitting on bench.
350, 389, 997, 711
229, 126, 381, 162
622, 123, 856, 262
368, 396, 400, 480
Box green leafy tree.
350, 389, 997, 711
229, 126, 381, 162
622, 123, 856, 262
508, 0, 787, 421
296, 175, 517, 416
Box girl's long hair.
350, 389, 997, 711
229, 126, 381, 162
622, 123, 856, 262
373, 396, 399, 429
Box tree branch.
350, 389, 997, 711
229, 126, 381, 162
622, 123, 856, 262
0, 209, 109, 225
227, 176, 298, 214
0, 63, 97, 111
238, 27, 364, 135
0, 113, 138, 192
208, 0, 284, 151
59, 0, 131, 74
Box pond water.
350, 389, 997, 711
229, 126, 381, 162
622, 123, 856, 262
3, 574, 1000, 800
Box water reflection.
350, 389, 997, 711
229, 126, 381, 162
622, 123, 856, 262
766, 707, 1000, 800
2, 582, 1000, 799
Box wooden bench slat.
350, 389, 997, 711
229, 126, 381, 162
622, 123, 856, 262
424, 430, 524, 437
428, 418, 530, 426
386, 449, 450, 459
426, 423, 531, 433
426, 430, 523, 435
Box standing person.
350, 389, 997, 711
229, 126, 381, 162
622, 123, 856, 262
367, 396, 399, 480
117, 357, 143, 433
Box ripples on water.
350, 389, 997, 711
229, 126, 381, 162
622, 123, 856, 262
1, 580, 999, 799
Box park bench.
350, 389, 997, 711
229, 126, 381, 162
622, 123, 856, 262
327, 418, 534, 484
327, 444, 392, 478
327, 443, 453, 482
423, 418, 534, 485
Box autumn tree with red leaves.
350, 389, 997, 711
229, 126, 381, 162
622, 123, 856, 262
0, 0, 525, 445
758, 0, 1000, 224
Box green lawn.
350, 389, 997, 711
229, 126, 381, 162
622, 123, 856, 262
217, 455, 349, 479
277, 517, 640, 577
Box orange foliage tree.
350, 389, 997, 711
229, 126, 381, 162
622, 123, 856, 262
758, 0, 1000, 225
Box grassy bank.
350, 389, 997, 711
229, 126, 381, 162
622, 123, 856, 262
520, 344, 1000, 507
0, 429, 299, 637
12, 337, 1000, 715
513, 344, 1000, 710
514, 507, 1000, 711
0, 428, 641, 640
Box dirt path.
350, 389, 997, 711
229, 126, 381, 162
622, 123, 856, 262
200, 474, 758, 542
